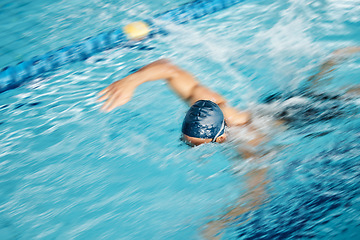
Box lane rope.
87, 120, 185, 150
0, 0, 245, 93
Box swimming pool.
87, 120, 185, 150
1, 0, 359, 239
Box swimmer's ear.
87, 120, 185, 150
215, 134, 227, 143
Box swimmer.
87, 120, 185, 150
98, 46, 360, 148
97, 46, 359, 239
98, 60, 267, 238
97, 59, 263, 148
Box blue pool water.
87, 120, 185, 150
1, 0, 360, 239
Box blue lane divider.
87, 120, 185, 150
154, 0, 244, 23
0, 0, 244, 93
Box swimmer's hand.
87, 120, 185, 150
97, 76, 138, 112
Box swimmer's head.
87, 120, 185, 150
181, 100, 226, 146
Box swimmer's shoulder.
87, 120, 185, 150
219, 104, 251, 127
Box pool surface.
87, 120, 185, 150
1, 0, 360, 239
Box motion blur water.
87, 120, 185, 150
0, 0, 359, 239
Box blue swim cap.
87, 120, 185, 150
182, 100, 226, 141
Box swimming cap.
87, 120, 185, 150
182, 100, 226, 141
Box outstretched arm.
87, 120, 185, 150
202, 161, 269, 239
308, 46, 360, 88
98, 59, 250, 126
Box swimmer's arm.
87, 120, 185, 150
98, 59, 207, 111
203, 166, 269, 239
308, 46, 360, 87
98, 59, 250, 125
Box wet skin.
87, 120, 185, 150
182, 133, 227, 146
